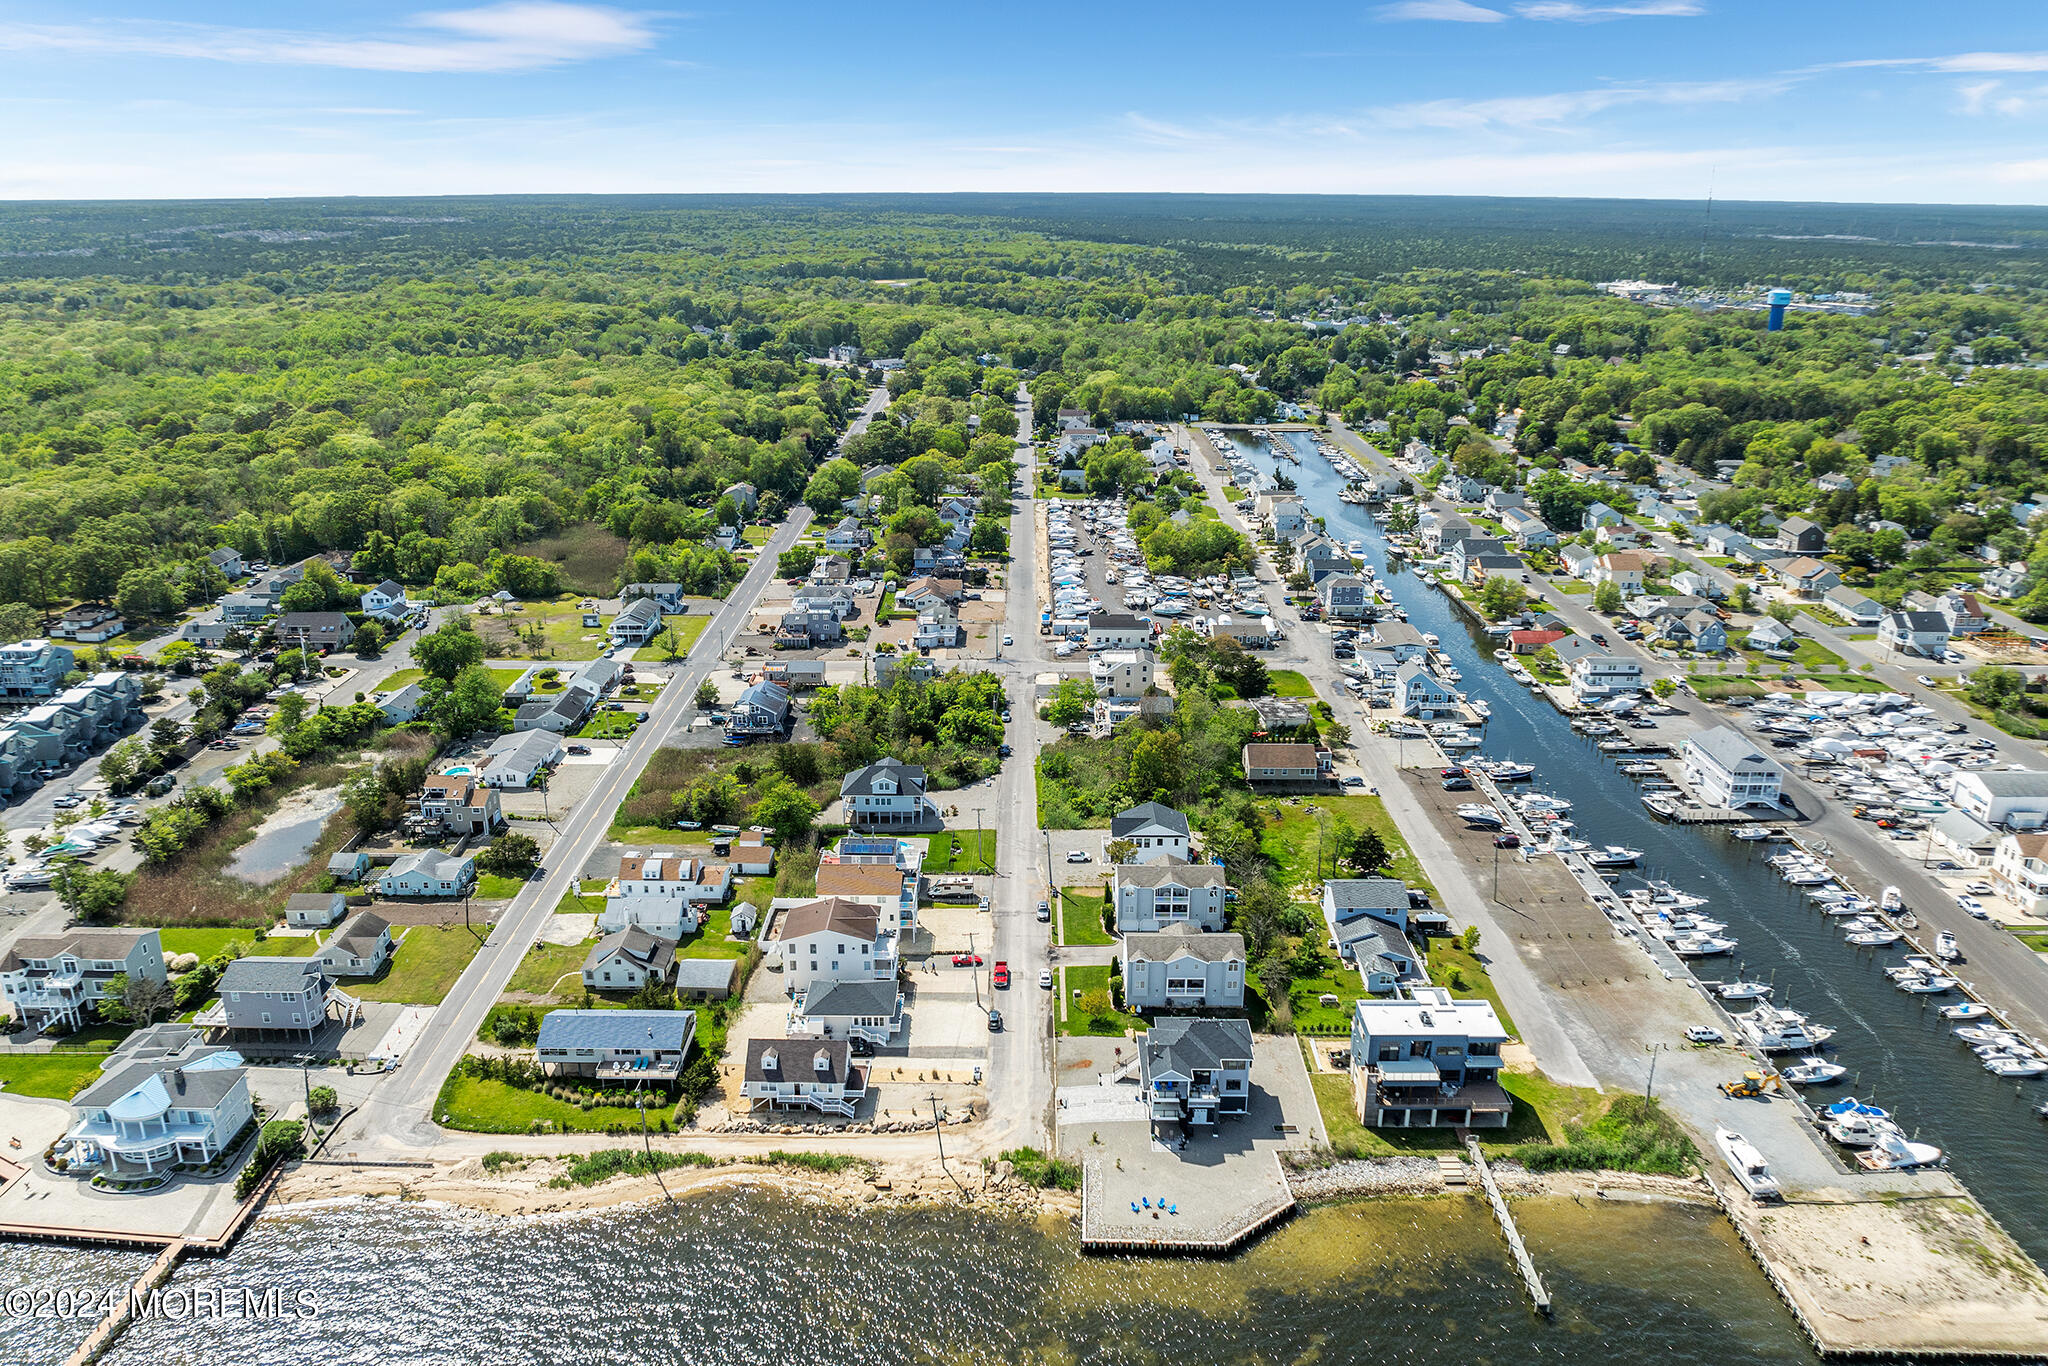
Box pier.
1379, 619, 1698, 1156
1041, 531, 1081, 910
1465, 1136, 1550, 1315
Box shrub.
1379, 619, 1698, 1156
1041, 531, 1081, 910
235, 1119, 305, 1198
1002, 1147, 1082, 1190
306, 1085, 339, 1115
1516, 1096, 1696, 1175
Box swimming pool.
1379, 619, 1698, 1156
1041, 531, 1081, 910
443, 764, 476, 775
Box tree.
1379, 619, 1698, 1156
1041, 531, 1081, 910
476, 832, 541, 878
1967, 664, 2026, 710
1477, 575, 1528, 620
1766, 600, 1797, 625
656, 624, 682, 660
147, 716, 187, 758
1104, 838, 1137, 865
1046, 679, 1093, 727
1650, 677, 1678, 698
1729, 582, 1753, 613
415, 617, 485, 681
307, 1085, 339, 1116
750, 774, 820, 845
803, 457, 861, 514
776, 546, 819, 579
1343, 827, 1391, 874
1592, 580, 1624, 614
52, 864, 133, 923
694, 680, 720, 711
122, 972, 174, 1026
435, 664, 505, 737
352, 620, 385, 655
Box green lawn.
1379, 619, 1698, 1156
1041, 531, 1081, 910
347, 925, 489, 1004
1286, 964, 1368, 1034
924, 829, 996, 874
473, 598, 616, 661
1260, 795, 1435, 900
1426, 940, 1518, 1037
2012, 931, 2048, 954
577, 709, 645, 741
742, 525, 773, 547
1056, 889, 1115, 947
0, 1052, 110, 1099
1266, 670, 1317, 699
377, 666, 524, 694
156, 928, 314, 960
433, 1072, 683, 1133
1551, 579, 1591, 596
473, 873, 531, 901
1305, 1052, 1597, 1158
1059, 965, 1142, 1037
1793, 602, 1849, 628
504, 940, 593, 999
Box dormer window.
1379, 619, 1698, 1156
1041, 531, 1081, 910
762, 1049, 779, 1072
813, 1051, 832, 1073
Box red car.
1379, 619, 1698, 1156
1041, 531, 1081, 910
992, 961, 1010, 989
951, 953, 984, 967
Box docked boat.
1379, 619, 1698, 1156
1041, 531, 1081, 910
1856, 1132, 1943, 1171
1935, 931, 1962, 963
1492, 649, 1512, 663
1642, 794, 1680, 820
1985, 1055, 2048, 1079
1780, 1060, 1848, 1085
1823, 1105, 1895, 1147
1715, 1129, 1781, 1202
1586, 845, 1644, 868
1715, 980, 1773, 1002
1671, 932, 1738, 958
1731, 824, 1773, 842
1895, 971, 1956, 995
1518, 794, 1573, 817
1880, 886, 1906, 913
1479, 760, 1535, 782
1741, 1006, 1838, 1052
1940, 1002, 1992, 1021
1846, 928, 1903, 947
1628, 881, 1710, 910
1619, 761, 1664, 777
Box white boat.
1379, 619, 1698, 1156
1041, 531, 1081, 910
1715, 980, 1773, 1002
1518, 794, 1573, 817
1935, 932, 1961, 963
1824, 1113, 1895, 1147
1643, 794, 1680, 819
1986, 1055, 2048, 1079
1629, 881, 1710, 910
1649, 912, 1729, 936
1846, 929, 1903, 947
1730, 825, 1773, 841
1742, 1007, 1837, 1052
1455, 804, 1505, 828
1940, 1002, 1992, 1021
1880, 886, 1905, 912
1586, 845, 1643, 868
1895, 972, 1955, 995
1492, 649, 1512, 662
1715, 1129, 1781, 1202
1856, 1132, 1943, 1171
1479, 760, 1535, 782
1671, 933, 1738, 957
1781, 1060, 1849, 1085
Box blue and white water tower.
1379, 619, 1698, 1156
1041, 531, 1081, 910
1766, 288, 1792, 331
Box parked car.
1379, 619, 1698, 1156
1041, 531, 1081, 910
1684, 1026, 1725, 1044
1494, 833, 1520, 849
1916, 675, 1937, 687
996, 744, 1012, 758
1343, 775, 1366, 787
992, 961, 1010, 989
951, 953, 983, 967
567, 744, 591, 755
1036, 900, 1051, 921
1065, 849, 1090, 863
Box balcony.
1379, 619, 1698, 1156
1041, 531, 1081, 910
595, 1058, 682, 1082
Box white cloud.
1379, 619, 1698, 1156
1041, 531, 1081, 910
1375, 76, 1787, 130
1377, 1, 1506, 22
1931, 50, 2048, 74
1516, 1, 1701, 18
0, 3, 656, 74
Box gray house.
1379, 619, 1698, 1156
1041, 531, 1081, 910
536, 1009, 695, 1080
1139, 1016, 1255, 1132
581, 926, 677, 991
212, 957, 332, 1039
1120, 927, 1246, 1011
1113, 860, 1229, 932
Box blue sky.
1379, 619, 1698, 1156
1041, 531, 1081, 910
1, 1, 2043, 202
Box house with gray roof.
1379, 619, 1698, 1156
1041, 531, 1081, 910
839, 755, 940, 831
536, 1009, 695, 1080
1322, 876, 1426, 944
1683, 725, 1783, 809
608, 597, 665, 647
1139, 1016, 1255, 1132
211, 957, 332, 1039
727, 680, 791, 737
63, 1037, 251, 1177
1113, 859, 1229, 932
286, 891, 347, 929
673, 957, 740, 1001
0, 928, 166, 1034
581, 926, 676, 991
513, 683, 598, 734
793, 978, 905, 1046
1335, 926, 1421, 995
376, 850, 476, 898
1121, 926, 1246, 1011
742, 1036, 869, 1117
315, 912, 395, 978
479, 728, 563, 789
1108, 802, 1191, 864
377, 681, 428, 724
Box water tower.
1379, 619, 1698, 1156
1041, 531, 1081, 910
1766, 288, 1792, 331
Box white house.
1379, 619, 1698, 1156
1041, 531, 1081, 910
63, 1031, 252, 1177
1114, 860, 1230, 932
791, 978, 905, 1046
1880, 610, 1951, 658
1501, 508, 1556, 549
376, 850, 476, 898
772, 897, 895, 994
537, 1009, 694, 1081
1395, 662, 1459, 715
1139, 1016, 1254, 1132
608, 598, 664, 647
1109, 802, 1191, 864
1990, 832, 2048, 914
1823, 585, 1885, 626
1569, 651, 1644, 702
1349, 986, 1510, 1129
824, 518, 872, 554
1591, 552, 1647, 595
580, 926, 677, 991
1121, 927, 1246, 1011
1683, 726, 1784, 809
1745, 618, 1798, 652
1091, 648, 1155, 698
377, 682, 428, 724
1317, 575, 1371, 621
314, 911, 395, 978
360, 579, 410, 622
1560, 544, 1598, 580
838, 755, 942, 832
1087, 611, 1153, 651
1582, 502, 1624, 531
742, 1037, 868, 1117
285, 891, 347, 929
1949, 769, 2048, 830
478, 729, 564, 789
598, 852, 731, 936
729, 828, 776, 876
0, 929, 167, 1034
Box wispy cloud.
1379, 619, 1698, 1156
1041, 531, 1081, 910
1375, 76, 1787, 130
1818, 50, 2048, 75
0, 3, 657, 74
1515, 1, 1702, 19
1377, 1, 1506, 22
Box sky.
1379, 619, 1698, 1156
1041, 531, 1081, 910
1, 1, 2044, 203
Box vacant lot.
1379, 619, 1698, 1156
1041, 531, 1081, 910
348, 925, 489, 1005
0, 1052, 108, 1100
1261, 795, 1435, 900
509, 524, 632, 597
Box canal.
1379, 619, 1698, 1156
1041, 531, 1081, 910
1257, 427, 2048, 1261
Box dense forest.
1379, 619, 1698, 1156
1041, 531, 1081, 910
1, 193, 2047, 632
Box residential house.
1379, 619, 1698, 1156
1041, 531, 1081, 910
1776, 516, 1826, 554
1317, 575, 1371, 621
1255, 493, 1308, 542
63, 1032, 252, 1177
838, 755, 942, 832
772, 897, 895, 994
1114, 860, 1230, 933
1912, 588, 1989, 636
1985, 562, 2031, 599
1670, 570, 1719, 600
417, 773, 502, 836
360, 580, 410, 622
1990, 832, 2048, 914
376, 850, 477, 898
1484, 489, 1530, 517
580, 926, 677, 991
285, 892, 346, 929
206, 546, 246, 578
791, 586, 857, 620
1745, 618, 1799, 652
1348, 986, 1511, 1129
1823, 585, 1885, 626
1322, 877, 1423, 949
824, 518, 872, 554
763, 660, 827, 691
912, 607, 963, 651
1949, 769, 2048, 829
1560, 544, 1598, 580
1423, 514, 1474, 553
537, 1010, 694, 1081
1088, 611, 1154, 651
1591, 552, 1646, 595
1241, 741, 1327, 786
179, 620, 236, 647
478, 729, 564, 789
1210, 614, 1273, 649
1362, 620, 1429, 664
0, 929, 166, 1034
513, 683, 598, 735
1582, 502, 1624, 532
791, 978, 905, 1046
1121, 927, 1247, 1011
726, 680, 791, 737
1772, 556, 1841, 597
1683, 726, 1784, 808
1139, 1016, 1255, 1131
314, 912, 395, 978
274, 612, 355, 652
1682, 609, 1728, 654
54, 605, 124, 643
1090, 648, 1155, 698
377, 682, 428, 725
1930, 809, 2001, 869
1395, 662, 1459, 715
1501, 507, 1557, 549
599, 851, 731, 937
729, 829, 776, 876
0, 639, 75, 701
1508, 628, 1566, 655
1879, 610, 1950, 659
778, 608, 844, 647
1334, 925, 1421, 995
674, 957, 739, 1001
608, 598, 664, 648
621, 582, 688, 613
1297, 535, 1352, 582
895, 577, 959, 613
1701, 524, 1755, 558
1569, 651, 1644, 702
1110, 802, 1193, 864
741, 1037, 868, 1117
213, 957, 332, 1038
325, 850, 372, 882
219, 592, 277, 626
724, 481, 759, 513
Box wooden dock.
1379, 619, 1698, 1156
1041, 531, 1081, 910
1465, 1136, 1551, 1315
63, 1239, 184, 1366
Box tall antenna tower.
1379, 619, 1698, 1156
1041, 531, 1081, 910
1697, 166, 1716, 272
